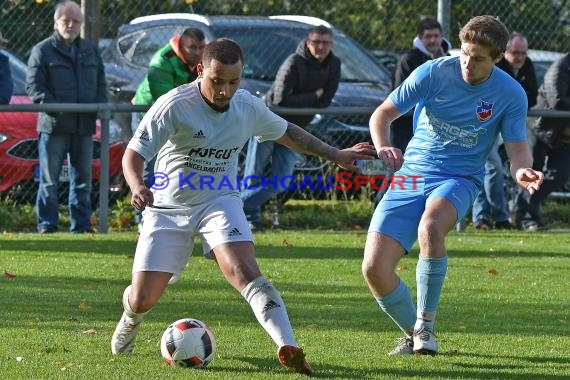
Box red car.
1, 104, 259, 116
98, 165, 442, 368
0, 50, 125, 203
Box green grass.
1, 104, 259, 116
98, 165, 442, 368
1, 230, 569, 379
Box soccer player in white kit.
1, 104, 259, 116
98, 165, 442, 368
111, 38, 375, 375
361, 16, 544, 356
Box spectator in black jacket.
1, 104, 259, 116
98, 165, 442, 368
512, 53, 570, 231
26, 0, 107, 234
472, 32, 538, 230
496, 33, 538, 108
390, 17, 450, 152
241, 25, 341, 229
0, 32, 13, 104
372, 17, 450, 207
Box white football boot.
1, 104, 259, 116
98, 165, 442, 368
111, 312, 143, 354
387, 336, 414, 356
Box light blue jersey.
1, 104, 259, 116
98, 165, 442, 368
371, 56, 529, 251
390, 56, 528, 184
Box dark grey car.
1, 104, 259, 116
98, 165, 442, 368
102, 14, 395, 203
103, 14, 390, 166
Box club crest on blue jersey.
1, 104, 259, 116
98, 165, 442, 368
476, 100, 493, 122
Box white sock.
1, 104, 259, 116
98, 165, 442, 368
414, 309, 436, 332
122, 285, 147, 323
240, 276, 297, 347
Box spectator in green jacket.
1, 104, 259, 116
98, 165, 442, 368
132, 27, 206, 108
131, 27, 206, 232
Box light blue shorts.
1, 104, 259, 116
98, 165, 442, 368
368, 173, 479, 253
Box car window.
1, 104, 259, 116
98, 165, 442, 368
118, 26, 190, 68
534, 61, 551, 86
112, 21, 390, 86
213, 25, 391, 84
213, 27, 301, 80
333, 38, 391, 82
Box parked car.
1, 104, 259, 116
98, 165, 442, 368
102, 14, 392, 190
0, 50, 126, 204
370, 49, 402, 76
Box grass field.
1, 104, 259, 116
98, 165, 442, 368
1, 229, 569, 379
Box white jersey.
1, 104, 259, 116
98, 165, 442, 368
127, 80, 287, 206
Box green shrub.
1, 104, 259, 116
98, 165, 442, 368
0, 196, 568, 232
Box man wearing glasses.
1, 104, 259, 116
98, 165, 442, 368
241, 25, 341, 229
472, 32, 538, 230
497, 32, 538, 104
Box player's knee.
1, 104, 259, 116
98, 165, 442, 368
361, 257, 390, 282
417, 217, 446, 244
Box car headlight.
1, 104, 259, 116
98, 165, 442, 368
309, 114, 324, 125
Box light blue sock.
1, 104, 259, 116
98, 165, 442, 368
375, 279, 416, 336
415, 256, 448, 331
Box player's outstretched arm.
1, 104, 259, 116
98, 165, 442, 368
505, 141, 544, 194
276, 123, 376, 172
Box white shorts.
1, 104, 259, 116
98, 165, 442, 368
132, 194, 253, 276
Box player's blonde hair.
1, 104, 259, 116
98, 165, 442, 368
459, 15, 509, 59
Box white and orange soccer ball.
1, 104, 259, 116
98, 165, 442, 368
160, 318, 216, 368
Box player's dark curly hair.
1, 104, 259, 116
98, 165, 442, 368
203, 38, 243, 67
459, 15, 509, 59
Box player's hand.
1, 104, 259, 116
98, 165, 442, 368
334, 142, 376, 172
515, 168, 544, 195
131, 185, 154, 210
377, 146, 404, 172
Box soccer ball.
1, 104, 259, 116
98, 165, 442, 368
160, 318, 216, 368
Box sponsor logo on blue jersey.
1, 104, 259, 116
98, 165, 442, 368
476, 100, 493, 122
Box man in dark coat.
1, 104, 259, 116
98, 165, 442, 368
496, 33, 538, 108
372, 17, 449, 207
472, 32, 538, 230
512, 53, 570, 230
26, 0, 107, 233
390, 17, 450, 152
241, 25, 341, 229
0, 32, 13, 104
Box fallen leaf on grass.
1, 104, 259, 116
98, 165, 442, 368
488, 268, 498, 275
82, 328, 97, 334
282, 239, 289, 247
3, 270, 16, 280
78, 302, 91, 310
397, 265, 408, 271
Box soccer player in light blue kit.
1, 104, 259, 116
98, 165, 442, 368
362, 15, 544, 356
